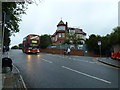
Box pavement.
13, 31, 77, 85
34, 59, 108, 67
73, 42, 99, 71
1, 52, 27, 89
98, 57, 120, 68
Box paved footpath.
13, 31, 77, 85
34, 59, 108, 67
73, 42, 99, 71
1, 53, 27, 89
98, 57, 120, 68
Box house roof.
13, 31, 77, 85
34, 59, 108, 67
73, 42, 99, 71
51, 30, 65, 37
56, 30, 65, 33
68, 27, 86, 35
57, 20, 65, 26
58, 20, 64, 24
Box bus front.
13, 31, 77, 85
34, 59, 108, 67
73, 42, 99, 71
25, 35, 40, 54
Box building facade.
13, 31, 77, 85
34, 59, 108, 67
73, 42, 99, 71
51, 20, 86, 45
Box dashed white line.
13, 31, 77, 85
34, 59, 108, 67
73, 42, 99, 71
89, 62, 95, 64
44, 54, 103, 65
42, 59, 53, 63
62, 66, 111, 84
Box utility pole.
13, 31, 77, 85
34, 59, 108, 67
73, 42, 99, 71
98, 41, 101, 57
2, 11, 6, 54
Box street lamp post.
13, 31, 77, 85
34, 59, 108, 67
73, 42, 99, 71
2, 11, 6, 54
98, 41, 101, 57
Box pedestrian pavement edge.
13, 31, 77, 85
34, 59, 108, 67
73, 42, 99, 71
98, 59, 120, 69
13, 64, 27, 89
2, 64, 27, 89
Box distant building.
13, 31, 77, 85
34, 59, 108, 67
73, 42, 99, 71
51, 20, 86, 45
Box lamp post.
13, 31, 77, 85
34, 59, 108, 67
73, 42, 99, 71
2, 11, 6, 54
98, 41, 101, 57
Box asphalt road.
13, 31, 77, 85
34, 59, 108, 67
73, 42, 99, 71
9, 50, 119, 88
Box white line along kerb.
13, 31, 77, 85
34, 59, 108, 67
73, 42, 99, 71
13, 65, 27, 89
62, 66, 111, 84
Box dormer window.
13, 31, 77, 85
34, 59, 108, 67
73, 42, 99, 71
69, 30, 75, 34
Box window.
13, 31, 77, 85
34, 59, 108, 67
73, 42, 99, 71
69, 30, 75, 34
55, 35, 57, 41
62, 33, 65, 37
53, 37, 55, 41
57, 34, 59, 38
30, 35, 39, 39
59, 33, 61, 37
23, 38, 26, 41
57, 26, 65, 30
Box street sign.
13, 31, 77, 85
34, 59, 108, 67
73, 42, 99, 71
98, 41, 101, 46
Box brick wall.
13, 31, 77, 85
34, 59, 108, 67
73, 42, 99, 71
40, 49, 107, 57
40, 49, 84, 56
88, 52, 107, 57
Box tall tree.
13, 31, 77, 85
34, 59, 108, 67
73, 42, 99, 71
86, 34, 99, 54
109, 26, 120, 45
2, 0, 41, 47
2, 2, 28, 46
40, 34, 52, 48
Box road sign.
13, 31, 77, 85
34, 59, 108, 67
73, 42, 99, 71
98, 41, 101, 46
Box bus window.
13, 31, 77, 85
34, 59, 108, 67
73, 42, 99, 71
30, 35, 39, 40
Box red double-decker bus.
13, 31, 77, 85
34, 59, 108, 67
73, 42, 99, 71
22, 34, 40, 54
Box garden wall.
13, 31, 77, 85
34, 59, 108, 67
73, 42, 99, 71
40, 49, 84, 56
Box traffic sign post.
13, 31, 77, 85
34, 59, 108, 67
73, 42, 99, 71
98, 41, 101, 57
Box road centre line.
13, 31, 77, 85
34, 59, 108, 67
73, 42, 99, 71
71, 58, 95, 63
62, 66, 111, 84
45, 54, 102, 65
45, 54, 118, 69
42, 59, 53, 63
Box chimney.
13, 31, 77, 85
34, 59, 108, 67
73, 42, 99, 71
66, 22, 68, 31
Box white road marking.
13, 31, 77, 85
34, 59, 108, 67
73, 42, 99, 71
42, 59, 53, 63
89, 62, 95, 63
62, 66, 111, 84
13, 64, 27, 89
72, 58, 95, 63
44, 54, 114, 67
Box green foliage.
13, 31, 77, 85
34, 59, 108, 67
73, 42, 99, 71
11, 45, 19, 49
40, 34, 52, 48
63, 39, 71, 44
2, 2, 28, 46
63, 32, 84, 45
86, 26, 120, 55
109, 27, 120, 45
86, 34, 100, 54
2, 2, 27, 34
18, 43, 23, 49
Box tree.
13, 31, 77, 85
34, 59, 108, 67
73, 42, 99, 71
109, 26, 120, 45
11, 45, 19, 49
18, 43, 23, 49
86, 33, 112, 55
2, 2, 28, 46
86, 34, 99, 54
63, 32, 84, 45
40, 34, 52, 48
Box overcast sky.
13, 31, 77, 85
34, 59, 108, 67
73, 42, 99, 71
10, 0, 119, 47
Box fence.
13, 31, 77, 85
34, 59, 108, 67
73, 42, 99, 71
47, 44, 86, 50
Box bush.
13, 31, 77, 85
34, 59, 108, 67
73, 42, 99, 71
11, 45, 19, 49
